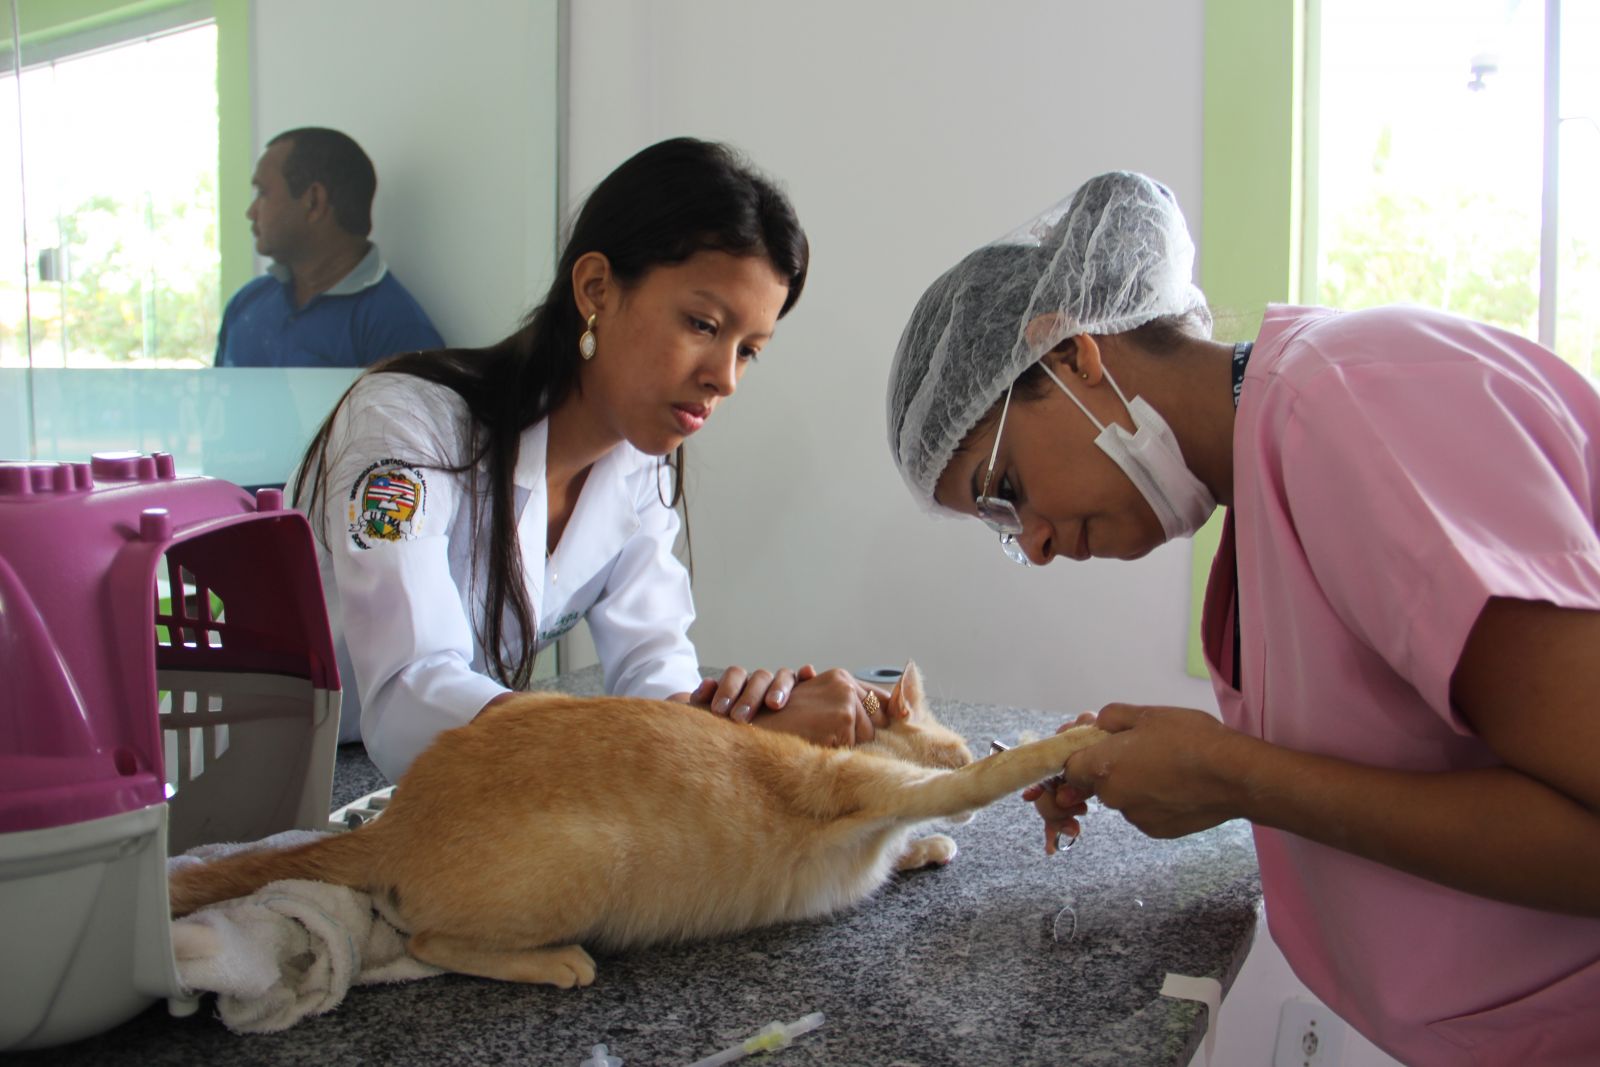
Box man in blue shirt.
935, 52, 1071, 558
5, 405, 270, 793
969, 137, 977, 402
215, 128, 444, 368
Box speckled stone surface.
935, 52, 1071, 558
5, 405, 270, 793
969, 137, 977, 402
14, 668, 1260, 1066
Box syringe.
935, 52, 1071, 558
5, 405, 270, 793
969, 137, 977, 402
684, 1011, 825, 1067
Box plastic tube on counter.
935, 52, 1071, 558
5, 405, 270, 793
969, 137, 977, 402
685, 1012, 825, 1067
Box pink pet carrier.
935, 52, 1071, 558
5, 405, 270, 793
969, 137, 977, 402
0, 450, 341, 1050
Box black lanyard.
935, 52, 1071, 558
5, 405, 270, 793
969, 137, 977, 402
1231, 342, 1252, 688
1232, 342, 1253, 406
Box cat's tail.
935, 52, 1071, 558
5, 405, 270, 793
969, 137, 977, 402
881, 725, 1110, 822
168, 828, 382, 917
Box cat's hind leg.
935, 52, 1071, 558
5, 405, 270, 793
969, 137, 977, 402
895, 833, 958, 871
407, 931, 597, 988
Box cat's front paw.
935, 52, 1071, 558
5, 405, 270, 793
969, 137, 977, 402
541, 944, 598, 988
896, 833, 958, 871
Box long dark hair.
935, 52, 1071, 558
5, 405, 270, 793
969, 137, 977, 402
293, 137, 809, 691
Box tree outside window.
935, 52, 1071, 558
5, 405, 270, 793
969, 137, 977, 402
0, 21, 219, 368
1311, 0, 1597, 376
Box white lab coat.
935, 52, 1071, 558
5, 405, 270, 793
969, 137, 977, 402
307, 373, 700, 781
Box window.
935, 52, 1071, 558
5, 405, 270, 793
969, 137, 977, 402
0, 1, 353, 490
1308, 0, 1598, 374
0, 19, 219, 369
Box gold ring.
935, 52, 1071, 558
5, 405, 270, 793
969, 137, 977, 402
862, 691, 881, 718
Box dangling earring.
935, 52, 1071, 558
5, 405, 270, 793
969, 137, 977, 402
579, 313, 597, 360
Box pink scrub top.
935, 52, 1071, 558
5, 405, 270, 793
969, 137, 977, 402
1203, 304, 1600, 1065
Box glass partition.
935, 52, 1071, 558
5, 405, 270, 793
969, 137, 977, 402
1, 2, 26, 454
1, 1, 359, 484
22, 367, 358, 485
3, 0, 564, 679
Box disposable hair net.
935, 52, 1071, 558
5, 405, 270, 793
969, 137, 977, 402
886, 170, 1211, 514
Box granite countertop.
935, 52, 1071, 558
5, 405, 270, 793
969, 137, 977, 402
17, 668, 1260, 1067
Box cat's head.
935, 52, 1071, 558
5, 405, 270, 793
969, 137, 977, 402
871, 661, 974, 770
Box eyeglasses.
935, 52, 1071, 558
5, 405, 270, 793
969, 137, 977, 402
976, 383, 1030, 566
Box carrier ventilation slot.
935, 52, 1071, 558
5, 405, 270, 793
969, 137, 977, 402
155, 555, 225, 650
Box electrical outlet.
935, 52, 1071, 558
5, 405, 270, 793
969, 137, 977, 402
1272, 997, 1347, 1067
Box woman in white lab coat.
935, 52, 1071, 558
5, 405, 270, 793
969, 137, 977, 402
293, 138, 880, 782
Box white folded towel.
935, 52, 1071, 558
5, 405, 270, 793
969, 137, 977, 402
168, 830, 442, 1033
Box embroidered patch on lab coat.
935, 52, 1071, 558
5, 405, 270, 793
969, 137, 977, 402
348, 460, 427, 549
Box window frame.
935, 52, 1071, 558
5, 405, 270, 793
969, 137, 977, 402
1190, 0, 1582, 677
1188, 0, 1307, 677
1, 0, 253, 318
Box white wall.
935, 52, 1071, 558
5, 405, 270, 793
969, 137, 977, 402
248, 0, 559, 348
566, 0, 1214, 718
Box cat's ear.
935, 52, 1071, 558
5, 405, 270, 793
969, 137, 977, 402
886, 661, 925, 720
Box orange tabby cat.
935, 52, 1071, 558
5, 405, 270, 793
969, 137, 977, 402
169, 663, 1105, 987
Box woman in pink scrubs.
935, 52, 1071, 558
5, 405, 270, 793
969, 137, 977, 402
886, 171, 1600, 1066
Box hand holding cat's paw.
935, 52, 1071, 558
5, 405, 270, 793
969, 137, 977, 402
1020, 714, 1100, 805
1060, 703, 1245, 839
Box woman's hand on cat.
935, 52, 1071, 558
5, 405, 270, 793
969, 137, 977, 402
674, 665, 887, 747
751, 667, 887, 748
672, 664, 803, 722
1059, 704, 1250, 839
1023, 715, 1096, 854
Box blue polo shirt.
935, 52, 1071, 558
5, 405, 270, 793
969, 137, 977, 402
215, 245, 445, 368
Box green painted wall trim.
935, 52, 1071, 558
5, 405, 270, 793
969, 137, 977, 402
13, 0, 188, 47
1188, 0, 1305, 677
214, 0, 252, 303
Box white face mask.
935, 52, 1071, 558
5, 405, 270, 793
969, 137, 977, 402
1036, 361, 1217, 540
